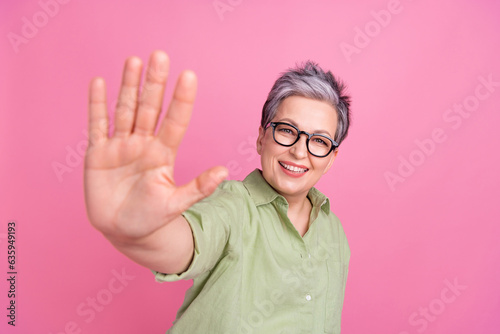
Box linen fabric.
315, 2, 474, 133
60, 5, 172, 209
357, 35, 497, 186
152, 169, 350, 334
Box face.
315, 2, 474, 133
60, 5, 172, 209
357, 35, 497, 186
257, 95, 339, 201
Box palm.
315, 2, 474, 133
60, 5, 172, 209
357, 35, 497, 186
84, 51, 227, 240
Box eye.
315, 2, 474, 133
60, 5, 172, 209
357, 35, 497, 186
279, 128, 294, 134
312, 137, 328, 146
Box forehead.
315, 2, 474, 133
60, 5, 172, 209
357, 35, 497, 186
275, 96, 338, 134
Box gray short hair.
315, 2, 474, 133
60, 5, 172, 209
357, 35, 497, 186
261, 61, 351, 145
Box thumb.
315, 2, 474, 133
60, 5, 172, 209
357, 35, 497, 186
173, 166, 228, 213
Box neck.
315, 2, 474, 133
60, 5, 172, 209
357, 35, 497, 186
283, 191, 311, 214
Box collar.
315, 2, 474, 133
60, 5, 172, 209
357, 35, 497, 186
242, 168, 330, 214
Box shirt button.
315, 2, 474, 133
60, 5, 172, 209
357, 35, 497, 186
308, 253, 311, 259
305, 294, 312, 301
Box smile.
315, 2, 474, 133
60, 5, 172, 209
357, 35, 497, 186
279, 161, 309, 173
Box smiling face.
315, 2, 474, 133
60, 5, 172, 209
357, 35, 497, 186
257, 95, 339, 202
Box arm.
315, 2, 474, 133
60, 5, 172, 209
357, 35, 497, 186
106, 216, 194, 275
84, 51, 228, 274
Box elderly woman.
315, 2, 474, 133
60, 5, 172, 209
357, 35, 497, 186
84, 50, 351, 334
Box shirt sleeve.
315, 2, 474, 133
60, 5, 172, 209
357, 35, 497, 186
151, 183, 239, 282
335, 213, 350, 306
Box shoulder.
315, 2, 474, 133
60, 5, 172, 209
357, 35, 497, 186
319, 206, 350, 253
208, 179, 250, 203
188, 179, 250, 217
324, 209, 347, 236
218, 179, 248, 194
325, 210, 342, 227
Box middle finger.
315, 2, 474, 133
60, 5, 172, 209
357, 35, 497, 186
133, 51, 170, 137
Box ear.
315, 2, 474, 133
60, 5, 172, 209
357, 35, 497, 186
322, 148, 339, 175
256, 126, 265, 155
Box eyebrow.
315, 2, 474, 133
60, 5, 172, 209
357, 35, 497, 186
277, 118, 333, 137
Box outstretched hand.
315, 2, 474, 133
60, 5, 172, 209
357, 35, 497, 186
84, 50, 228, 242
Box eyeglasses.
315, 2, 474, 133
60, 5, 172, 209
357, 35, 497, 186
265, 122, 338, 158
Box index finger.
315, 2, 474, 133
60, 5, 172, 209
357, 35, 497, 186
157, 70, 197, 163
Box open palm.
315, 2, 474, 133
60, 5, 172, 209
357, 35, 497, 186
84, 51, 227, 242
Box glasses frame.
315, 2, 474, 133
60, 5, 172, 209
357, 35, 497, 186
265, 121, 339, 158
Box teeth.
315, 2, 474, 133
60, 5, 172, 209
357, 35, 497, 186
280, 162, 308, 173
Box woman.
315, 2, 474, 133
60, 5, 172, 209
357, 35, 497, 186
84, 50, 351, 333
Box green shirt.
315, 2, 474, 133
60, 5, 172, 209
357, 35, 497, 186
152, 169, 350, 334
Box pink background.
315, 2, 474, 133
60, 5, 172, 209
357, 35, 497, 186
1, 0, 499, 333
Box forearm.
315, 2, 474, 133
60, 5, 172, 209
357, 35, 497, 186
103, 215, 195, 275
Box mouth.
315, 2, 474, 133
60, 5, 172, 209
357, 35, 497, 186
279, 161, 309, 174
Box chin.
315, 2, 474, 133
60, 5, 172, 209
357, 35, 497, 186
274, 173, 313, 196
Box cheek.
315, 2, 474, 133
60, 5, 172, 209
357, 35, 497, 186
262, 149, 276, 166
261, 139, 278, 158
264, 145, 288, 162
311, 160, 330, 174
261, 146, 287, 171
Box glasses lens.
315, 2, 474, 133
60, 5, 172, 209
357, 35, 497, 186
273, 123, 298, 145
308, 135, 333, 157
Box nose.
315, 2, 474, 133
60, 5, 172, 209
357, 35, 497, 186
290, 134, 308, 159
